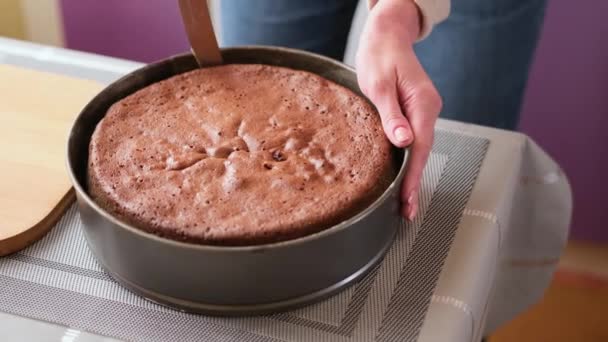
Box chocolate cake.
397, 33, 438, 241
88, 64, 394, 245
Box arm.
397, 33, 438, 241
356, 0, 450, 220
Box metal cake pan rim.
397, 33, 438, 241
66, 45, 408, 253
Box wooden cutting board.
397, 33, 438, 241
0, 64, 103, 256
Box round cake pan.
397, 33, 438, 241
67, 46, 407, 316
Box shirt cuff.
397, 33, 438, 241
367, 0, 451, 41
414, 0, 450, 40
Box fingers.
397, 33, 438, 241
400, 129, 434, 220
356, 39, 441, 221
399, 82, 442, 221
358, 74, 414, 148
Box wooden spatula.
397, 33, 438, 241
178, 0, 223, 66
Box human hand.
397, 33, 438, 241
356, 0, 442, 221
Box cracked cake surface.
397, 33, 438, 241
88, 64, 394, 245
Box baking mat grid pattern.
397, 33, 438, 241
0, 130, 488, 342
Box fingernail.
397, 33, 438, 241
407, 190, 417, 204
394, 127, 409, 143
407, 203, 417, 221
406, 191, 417, 221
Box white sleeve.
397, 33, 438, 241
414, 0, 450, 40
367, 0, 451, 41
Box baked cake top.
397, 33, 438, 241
88, 64, 393, 245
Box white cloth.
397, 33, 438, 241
417, 120, 572, 340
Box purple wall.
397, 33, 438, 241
518, 0, 608, 241
60, 0, 189, 63
59, 1, 608, 241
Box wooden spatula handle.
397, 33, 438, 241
178, 0, 223, 66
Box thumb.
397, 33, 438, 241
362, 80, 414, 148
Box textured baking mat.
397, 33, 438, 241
0, 130, 488, 342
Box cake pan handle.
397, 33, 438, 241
178, 0, 223, 67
